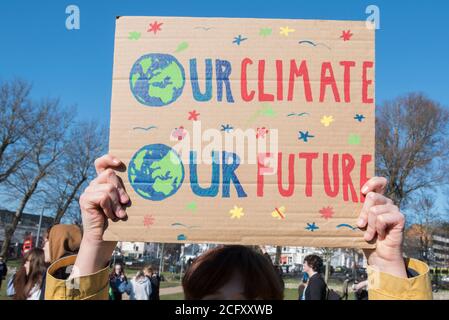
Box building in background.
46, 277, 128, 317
431, 234, 449, 267
0, 209, 53, 258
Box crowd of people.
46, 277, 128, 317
0, 154, 433, 300
109, 263, 161, 300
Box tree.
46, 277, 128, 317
0, 79, 34, 183
319, 248, 336, 283
43, 121, 107, 224
274, 246, 282, 266
376, 93, 449, 208
0, 99, 74, 259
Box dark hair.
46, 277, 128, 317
304, 254, 323, 273
110, 262, 127, 281
14, 248, 46, 300
182, 245, 283, 300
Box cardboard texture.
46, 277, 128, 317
106, 16, 375, 248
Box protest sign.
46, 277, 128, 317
105, 16, 375, 248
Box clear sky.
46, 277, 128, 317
0, 0, 448, 213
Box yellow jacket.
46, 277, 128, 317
45, 255, 432, 300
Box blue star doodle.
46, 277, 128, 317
220, 124, 234, 132
305, 222, 319, 232
298, 131, 314, 142
354, 114, 366, 122
233, 35, 248, 45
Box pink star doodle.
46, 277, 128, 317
340, 30, 353, 41
143, 215, 155, 227
319, 206, 334, 220
148, 21, 163, 34
188, 110, 200, 121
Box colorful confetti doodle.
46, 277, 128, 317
256, 127, 269, 139
128, 32, 141, 40
172, 126, 187, 140
177, 234, 187, 241
221, 124, 234, 132
233, 35, 248, 45
175, 41, 189, 53
340, 30, 353, 41
188, 110, 200, 121
186, 201, 197, 212
320, 115, 334, 127
280, 26, 295, 36
271, 206, 286, 220
143, 214, 155, 227
259, 27, 273, 37
133, 125, 157, 131
319, 206, 334, 220
305, 222, 319, 232
298, 131, 314, 142
287, 112, 309, 117
298, 40, 331, 50
348, 134, 361, 145
229, 206, 244, 219
148, 21, 163, 34
354, 114, 365, 122
336, 224, 357, 231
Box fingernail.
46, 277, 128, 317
118, 209, 126, 218
113, 159, 120, 165
357, 218, 365, 226
361, 186, 368, 194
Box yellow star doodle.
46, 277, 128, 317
280, 26, 295, 36
229, 206, 244, 219
320, 115, 335, 127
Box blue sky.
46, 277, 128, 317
0, 0, 448, 214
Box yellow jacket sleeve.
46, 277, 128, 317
367, 258, 432, 300
45, 255, 110, 300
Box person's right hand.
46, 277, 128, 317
79, 154, 130, 242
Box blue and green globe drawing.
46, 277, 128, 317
128, 144, 185, 201
129, 53, 185, 106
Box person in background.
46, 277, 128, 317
182, 245, 284, 299
353, 273, 369, 300
143, 266, 161, 300
43, 154, 433, 300
298, 271, 309, 300
0, 257, 7, 293
109, 263, 128, 300
13, 248, 47, 300
126, 270, 151, 300
302, 254, 327, 300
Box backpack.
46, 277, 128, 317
6, 273, 15, 297
326, 286, 341, 300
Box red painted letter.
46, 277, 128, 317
359, 154, 372, 203
241, 58, 255, 101
258, 60, 274, 101
362, 61, 374, 103
288, 60, 312, 102
320, 62, 341, 102
277, 153, 295, 197
340, 61, 355, 103
342, 153, 358, 202
323, 153, 339, 197
299, 152, 318, 197
257, 153, 274, 197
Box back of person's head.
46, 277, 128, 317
182, 245, 284, 300
304, 254, 323, 273
47, 224, 82, 263
143, 265, 153, 276
14, 248, 46, 300
135, 270, 145, 280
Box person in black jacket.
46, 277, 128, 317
0, 257, 8, 292
303, 254, 327, 300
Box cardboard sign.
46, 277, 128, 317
106, 16, 375, 248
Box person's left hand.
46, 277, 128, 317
357, 177, 407, 278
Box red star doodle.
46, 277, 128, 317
340, 30, 353, 41
188, 110, 200, 121
319, 206, 334, 220
143, 214, 155, 227
148, 21, 163, 34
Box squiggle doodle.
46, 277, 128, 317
194, 26, 214, 31
287, 112, 309, 117
298, 40, 331, 50
171, 223, 199, 229
133, 125, 157, 131
336, 224, 357, 231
